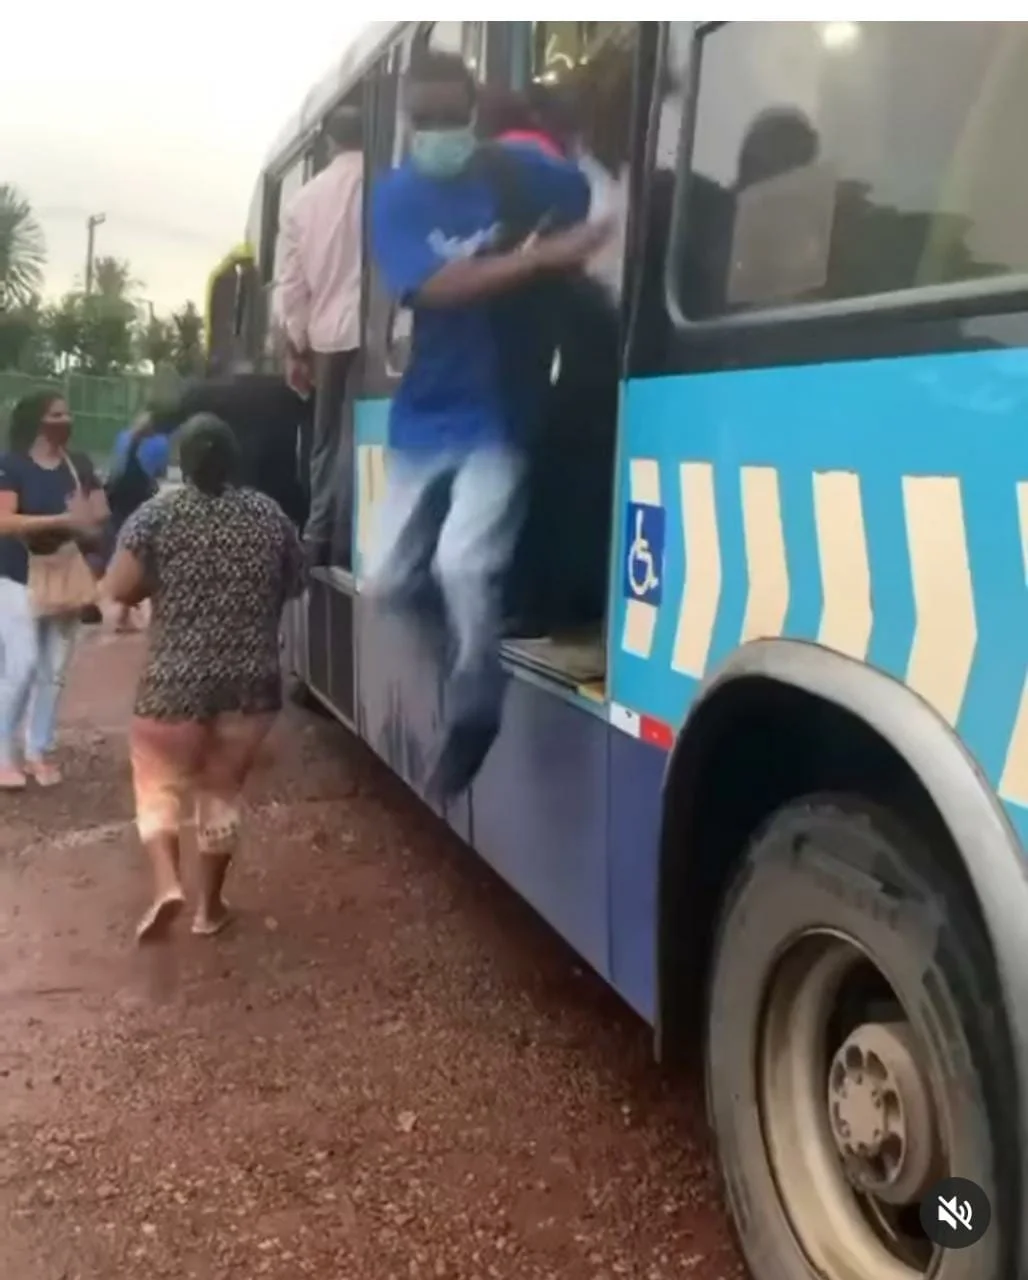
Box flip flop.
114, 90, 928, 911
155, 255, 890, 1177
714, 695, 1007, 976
192, 901, 233, 937
136, 891, 185, 944
0, 767, 27, 791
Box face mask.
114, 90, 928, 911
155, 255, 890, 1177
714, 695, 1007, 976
410, 127, 476, 179
43, 421, 71, 450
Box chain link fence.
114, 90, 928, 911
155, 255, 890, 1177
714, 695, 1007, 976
0, 371, 154, 465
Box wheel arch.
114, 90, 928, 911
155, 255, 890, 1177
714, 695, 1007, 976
655, 638, 1028, 1185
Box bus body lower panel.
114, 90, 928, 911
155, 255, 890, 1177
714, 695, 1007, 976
606, 730, 665, 1022
354, 586, 615, 987
470, 672, 611, 981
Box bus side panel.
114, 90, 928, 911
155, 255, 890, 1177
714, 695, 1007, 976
470, 680, 611, 982
352, 396, 391, 582
609, 353, 1028, 848
352, 394, 613, 973
606, 730, 665, 1021
350, 396, 470, 837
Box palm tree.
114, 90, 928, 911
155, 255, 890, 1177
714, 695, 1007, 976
0, 185, 46, 309
92, 255, 138, 301
171, 301, 204, 376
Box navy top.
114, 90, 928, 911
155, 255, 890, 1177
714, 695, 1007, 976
0, 451, 99, 585
370, 145, 590, 456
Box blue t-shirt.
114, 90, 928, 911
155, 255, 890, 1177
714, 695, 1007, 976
113, 428, 170, 480
0, 451, 99, 585
370, 145, 590, 455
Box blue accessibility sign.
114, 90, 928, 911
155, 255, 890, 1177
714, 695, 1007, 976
623, 502, 665, 606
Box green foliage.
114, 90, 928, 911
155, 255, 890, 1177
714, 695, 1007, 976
0, 296, 48, 373
0, 185, 205, 378
91, 255, 138, 301
140, 312, 176, 368
47, 293, 83, 366
78, 293, 138, 374
170, 301, 204, 376
0, 184, 46, 309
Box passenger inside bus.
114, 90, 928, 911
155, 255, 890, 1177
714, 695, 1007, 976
478, 83, 620, 652
498, 24, 635, 689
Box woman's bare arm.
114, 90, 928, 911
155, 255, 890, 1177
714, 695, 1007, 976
102, 547, 149, 606
87, 487, 110, 524
0, 489, 80, 537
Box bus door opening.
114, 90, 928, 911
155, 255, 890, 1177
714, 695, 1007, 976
501, 23, 636, 697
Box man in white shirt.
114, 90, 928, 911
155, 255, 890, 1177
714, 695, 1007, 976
274, 105, 364, 564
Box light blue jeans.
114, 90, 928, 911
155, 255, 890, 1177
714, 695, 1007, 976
365, 445, 525, 733
0, 577, 78, 768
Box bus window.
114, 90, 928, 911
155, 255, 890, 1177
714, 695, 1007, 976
531, 23, 626, 85
424, 22, 462, 55
260, 151, 310, 288
278, 154, 307, 216
524, 23, 636, 298
414, 22, 484, 75
673, 21, 1028, 321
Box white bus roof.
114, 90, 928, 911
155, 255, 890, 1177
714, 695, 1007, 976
262, 22, 404, 176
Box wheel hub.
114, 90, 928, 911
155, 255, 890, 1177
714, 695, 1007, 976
827, 1021, 937, 1204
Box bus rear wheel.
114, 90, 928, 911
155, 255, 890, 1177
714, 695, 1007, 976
705, 796, 1015, 1280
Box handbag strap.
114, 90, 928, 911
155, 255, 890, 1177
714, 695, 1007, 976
61, 451, 83, 496
60, 450, 81, 488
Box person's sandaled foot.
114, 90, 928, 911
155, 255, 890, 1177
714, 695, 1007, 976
24, 759, 62, 788
0, 766, 27, 791
136, 890, 185, 944
191, 901, 232, 937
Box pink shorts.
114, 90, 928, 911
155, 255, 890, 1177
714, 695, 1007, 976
129, 712, 275, 853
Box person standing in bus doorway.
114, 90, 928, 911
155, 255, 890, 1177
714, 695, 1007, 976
156, 361, 311, 532
273, 104, 364, 567
367, 50, 610, 803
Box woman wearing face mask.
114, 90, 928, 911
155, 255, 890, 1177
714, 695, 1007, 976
0, 392, 107, 789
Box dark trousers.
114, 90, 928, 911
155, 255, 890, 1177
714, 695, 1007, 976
305, 349, 355, 555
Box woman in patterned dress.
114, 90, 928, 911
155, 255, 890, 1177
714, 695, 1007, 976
103, 413, 306, 942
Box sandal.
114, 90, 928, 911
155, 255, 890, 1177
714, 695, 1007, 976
0, 766, 27, 791
24, 759, 62, 788
136, 890, 186, 944
191, 906, 233, 937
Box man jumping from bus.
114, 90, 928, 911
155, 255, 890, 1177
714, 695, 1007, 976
367, 49, 610, 803
274, 104, 364, 566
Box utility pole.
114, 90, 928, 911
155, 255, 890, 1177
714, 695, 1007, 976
84, 212, 106, 295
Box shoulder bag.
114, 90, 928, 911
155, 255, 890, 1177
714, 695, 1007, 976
27, 453, 98, 618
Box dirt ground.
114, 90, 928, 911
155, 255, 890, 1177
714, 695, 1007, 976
0, 627, 746, 1280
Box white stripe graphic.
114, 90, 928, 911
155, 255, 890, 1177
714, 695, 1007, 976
739, 466, 789, 643
1000, 482, 1028, 805
622, 458, 662, 659
814, 471, 873, 661
902, 475, 977, 726
355, 443, 387, 571
671, 462, 722, 678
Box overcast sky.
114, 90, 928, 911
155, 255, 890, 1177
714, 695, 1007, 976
1, 2, 364, 313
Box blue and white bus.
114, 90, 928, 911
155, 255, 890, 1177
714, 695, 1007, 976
210, 22, 1028, 1279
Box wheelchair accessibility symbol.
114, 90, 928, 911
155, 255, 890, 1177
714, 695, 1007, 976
623, 502, 665, 606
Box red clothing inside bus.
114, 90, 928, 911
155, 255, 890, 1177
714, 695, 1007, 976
496, 128, 565, 160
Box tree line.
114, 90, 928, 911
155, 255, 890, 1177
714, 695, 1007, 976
0, 183, 205, 379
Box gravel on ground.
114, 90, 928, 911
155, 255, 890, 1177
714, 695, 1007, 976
0, 627, 746, 1280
